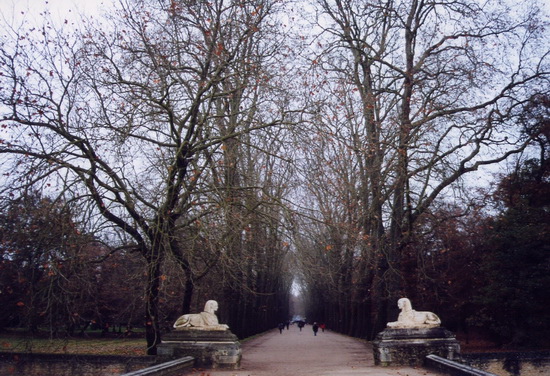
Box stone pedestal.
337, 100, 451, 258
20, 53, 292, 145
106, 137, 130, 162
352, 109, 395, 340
372, 327, 460, 366
157, 329, 241, 369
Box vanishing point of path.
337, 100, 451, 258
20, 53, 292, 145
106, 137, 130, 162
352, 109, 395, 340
184, 325, 446, 376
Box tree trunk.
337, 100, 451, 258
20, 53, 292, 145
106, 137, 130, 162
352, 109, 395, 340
182, 278, 195, 315
144, 244, 163, 355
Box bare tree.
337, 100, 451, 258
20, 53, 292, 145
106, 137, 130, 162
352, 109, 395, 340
0, 0, 294, 353
296, 0, 549, 336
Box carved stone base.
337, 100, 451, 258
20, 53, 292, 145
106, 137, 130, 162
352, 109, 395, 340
372, 327, 461, 366
157, 329, 241, 369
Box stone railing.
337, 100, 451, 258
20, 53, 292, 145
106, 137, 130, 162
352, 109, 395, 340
426, 354, 498, 376
119, 356, 194, 376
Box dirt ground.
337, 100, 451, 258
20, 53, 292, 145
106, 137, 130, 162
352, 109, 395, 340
184, 325, 445, 376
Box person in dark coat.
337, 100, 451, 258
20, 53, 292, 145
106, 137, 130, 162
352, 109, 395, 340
278, 322, 285, 334
312, 322, 319, 336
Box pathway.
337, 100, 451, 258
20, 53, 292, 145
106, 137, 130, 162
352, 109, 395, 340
184, 324, 445, 376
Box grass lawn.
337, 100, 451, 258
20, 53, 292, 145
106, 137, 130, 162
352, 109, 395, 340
0, 333, 147, 356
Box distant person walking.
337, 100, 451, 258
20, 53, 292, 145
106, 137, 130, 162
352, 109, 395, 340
298, 320, 305, 331
278, 322, 285, 334
320, 323, 326, 332
312, 322, 319, 336
285, 320, 290, 330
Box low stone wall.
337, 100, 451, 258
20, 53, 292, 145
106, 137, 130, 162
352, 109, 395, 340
461, 351, 550, 376
0, 352, 156, 376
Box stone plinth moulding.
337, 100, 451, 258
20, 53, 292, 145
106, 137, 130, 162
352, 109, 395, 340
373, 298, 460, 366
373, 327, 461, 366
157, 329, 241, 369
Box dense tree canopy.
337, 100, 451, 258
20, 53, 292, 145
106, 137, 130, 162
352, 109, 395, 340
0, 192, 146, 334
476, 163, 550, 346
473, 95, 550, 346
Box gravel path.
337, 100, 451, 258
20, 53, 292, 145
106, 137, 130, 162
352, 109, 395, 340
184, 325, 445, 376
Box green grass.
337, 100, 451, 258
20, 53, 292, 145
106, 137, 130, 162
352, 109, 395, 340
0, 334, 147, 356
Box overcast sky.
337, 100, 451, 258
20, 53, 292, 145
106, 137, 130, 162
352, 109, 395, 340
3, 0, 549, 27
1, 0, 110, 26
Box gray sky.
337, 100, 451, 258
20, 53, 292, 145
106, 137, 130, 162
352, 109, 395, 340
3, 0, 549, 27
1, 0, 110, 26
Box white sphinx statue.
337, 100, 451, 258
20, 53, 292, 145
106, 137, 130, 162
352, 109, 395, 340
387, 298, 441, 329
173, 300, 229, 331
